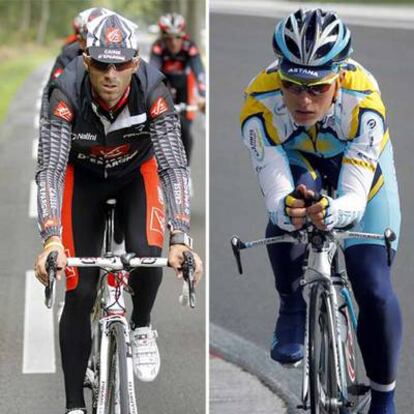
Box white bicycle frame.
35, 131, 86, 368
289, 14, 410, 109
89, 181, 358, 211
68, 258, 167, 414
65, 257, 168, 414
300, 239, 347, 410
231, 227, 395, 413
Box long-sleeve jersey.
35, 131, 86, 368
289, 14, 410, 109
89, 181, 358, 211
36, 57, 190, 241
240, 58, 394, 228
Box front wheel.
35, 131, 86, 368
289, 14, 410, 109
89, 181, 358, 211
309, 283, 340, 414
105, 322, 131, 414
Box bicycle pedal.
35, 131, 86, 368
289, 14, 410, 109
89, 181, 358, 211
348, 383, 370, 396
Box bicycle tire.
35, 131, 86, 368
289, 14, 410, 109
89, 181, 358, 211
105, 322, 130, 414
309, 283, 340, 414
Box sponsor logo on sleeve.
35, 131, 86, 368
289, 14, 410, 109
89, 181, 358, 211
53, 101, 74, 122
244, 117, 265, 161
52, 67, 64, 79
367, 119, 377, 129
149, 97, 168, 119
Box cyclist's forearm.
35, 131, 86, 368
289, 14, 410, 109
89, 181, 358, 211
150, 112, 190, 233
189, 55, 206, 97
36, 117, 71, 241
331, 164, 374, 227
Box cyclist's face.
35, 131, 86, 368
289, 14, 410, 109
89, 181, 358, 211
281, 77, 339, 126
84, 55, 139, 108
165, 35, 183, 54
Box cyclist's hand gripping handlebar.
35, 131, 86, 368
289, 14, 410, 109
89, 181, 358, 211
179, 251, 196, 309
45, 251, 58, 309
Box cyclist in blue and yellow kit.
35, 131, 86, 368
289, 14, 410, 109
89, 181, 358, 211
240, 9, 401, 414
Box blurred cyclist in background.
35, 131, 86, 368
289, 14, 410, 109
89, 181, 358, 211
150, 13, 205, 164
48, 7, 111, 81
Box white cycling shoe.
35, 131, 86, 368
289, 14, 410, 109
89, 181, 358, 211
66, 409, 86, 414
131, 326, 160, 382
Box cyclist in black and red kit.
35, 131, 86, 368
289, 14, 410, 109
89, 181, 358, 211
150, 13, 206, 164
34, 13, 202, 414
47, 7, 111, 82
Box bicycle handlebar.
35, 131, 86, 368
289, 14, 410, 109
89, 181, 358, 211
231, 226, 397, 274
174, 103, 198, 113
44, 253, 196, 309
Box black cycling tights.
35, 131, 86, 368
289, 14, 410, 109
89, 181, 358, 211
266, 221, 402, 386
60, 162, 164, 409
60, 267, 162, 409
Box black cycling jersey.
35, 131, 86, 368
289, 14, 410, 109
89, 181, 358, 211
36, 57, 190, 241
150, 37, 206, 105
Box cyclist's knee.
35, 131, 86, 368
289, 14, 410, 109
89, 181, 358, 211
64, 272, 97, 314
346, 244, 399, 313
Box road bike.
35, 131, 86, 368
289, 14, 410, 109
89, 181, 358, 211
45, 199, 196, 413
231, 224, 395, 414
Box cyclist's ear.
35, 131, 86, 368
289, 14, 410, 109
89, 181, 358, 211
82, 52, 89, 72
132, 56, 140, 72
333, 71, 345, 103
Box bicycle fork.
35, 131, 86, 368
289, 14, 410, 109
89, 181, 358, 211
300, 243, 349, 411
96, 317, 138, 414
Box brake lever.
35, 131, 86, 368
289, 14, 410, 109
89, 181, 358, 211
180, 251, 196, 308
230, 235, 245, 275
45, 251, 58, 309
384, 228, 396, 266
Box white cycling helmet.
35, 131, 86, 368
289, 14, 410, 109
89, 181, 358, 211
273, 9, 352, 81
158, 13, 186, 37
74, 7, 112, 40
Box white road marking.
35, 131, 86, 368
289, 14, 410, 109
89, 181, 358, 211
211, 1, 414, 30
33, 114, 39, 129
22, 271, 56, 374
29, 180, 37, 218
32, 138, 38, 160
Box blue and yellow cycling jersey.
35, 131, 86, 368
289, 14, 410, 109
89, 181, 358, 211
240, 59, 400, 247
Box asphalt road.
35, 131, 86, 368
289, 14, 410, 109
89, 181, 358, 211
0, 59, 205, 413
210, 12, 414, 413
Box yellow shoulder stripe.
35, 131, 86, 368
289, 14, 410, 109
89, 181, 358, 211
349, 92, 386, 140
342, 157, 376, 172
240, 95, 281, 145
244, 69, 282, 95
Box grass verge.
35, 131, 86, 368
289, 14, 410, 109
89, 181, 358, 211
0, 45, 56, 123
